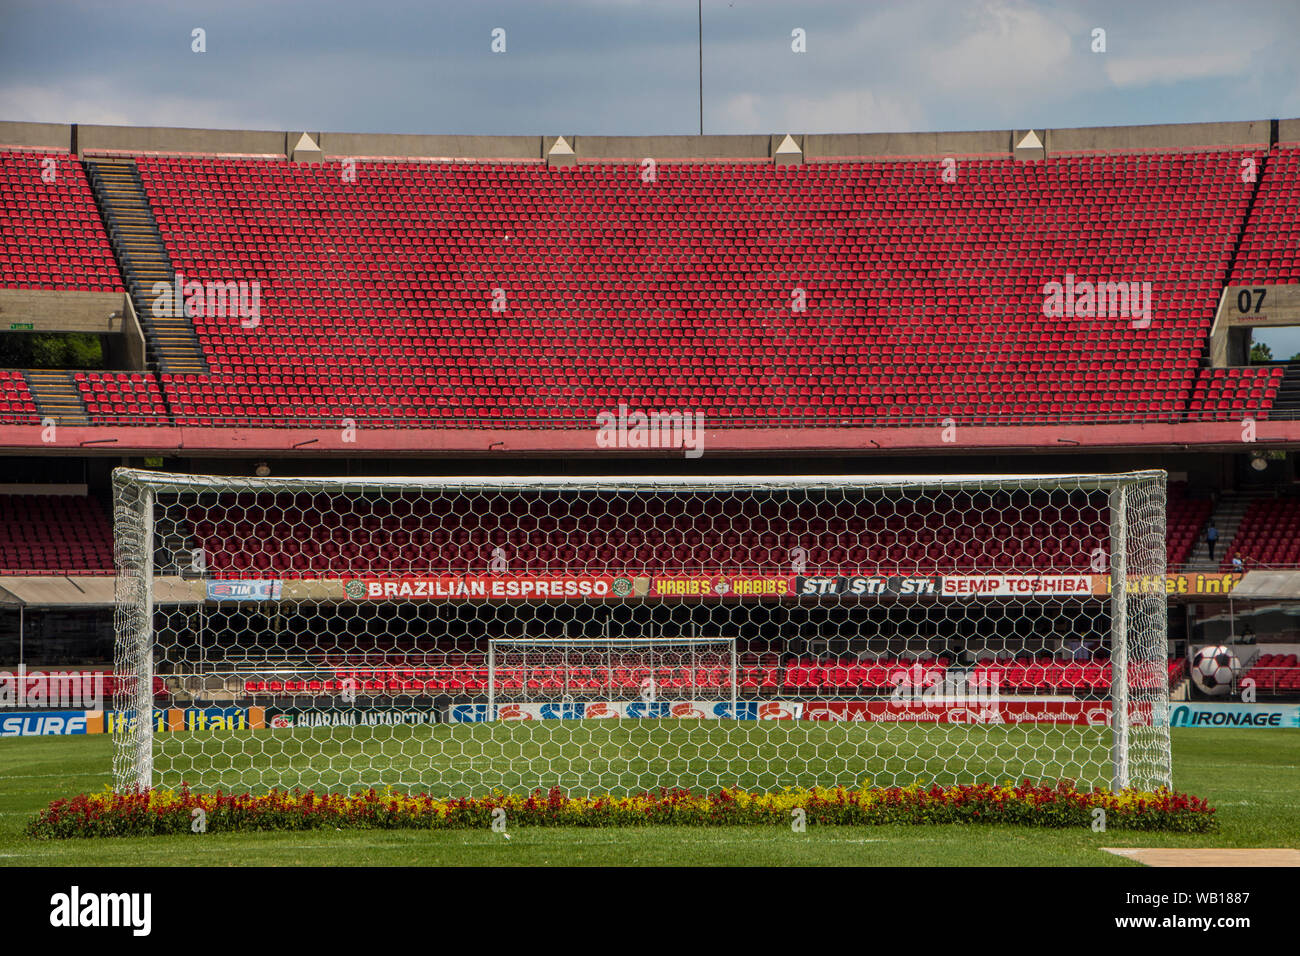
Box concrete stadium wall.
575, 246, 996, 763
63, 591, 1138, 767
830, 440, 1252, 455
805, 128, 1011, 159
0, 290, 127, 334
4, 117, 1295, 162
75, 124, 289, 157
0, 121, 72, 151
319, 132, 543, 160
573, 135, 773, 160
1049, 119, 1272, 153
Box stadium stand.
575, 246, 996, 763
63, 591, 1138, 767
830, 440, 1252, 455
1241, 652, 1300, 694
0, 149, 122, 291
177, 485, 1214, 576
0, 494, 114, 575
72, 371, 169, 424
1185, 366, 1284, 421
0, 474, 1213, 576
130, 149, 1260, 427
1231, 144, 1300, 284
1219, 495, 1300, 569
0, 371, 39, 423
1167, 481, 1213, 569
184, 491, 1119, 576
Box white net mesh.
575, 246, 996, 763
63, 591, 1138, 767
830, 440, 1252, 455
112, 470, 1170, 796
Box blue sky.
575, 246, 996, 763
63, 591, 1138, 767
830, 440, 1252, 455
1, 0, 1297, 136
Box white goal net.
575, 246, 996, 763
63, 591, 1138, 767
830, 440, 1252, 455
112, 470, 1170, 796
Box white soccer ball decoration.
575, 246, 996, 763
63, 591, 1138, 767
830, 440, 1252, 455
1190, 645, 1239, 696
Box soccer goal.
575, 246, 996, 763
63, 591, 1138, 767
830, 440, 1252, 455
111, 469, 1170, 796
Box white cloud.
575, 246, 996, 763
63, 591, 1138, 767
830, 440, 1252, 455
1104, 50, 1259, 88
920, 0, 1078, 97
715, 87, 920, 135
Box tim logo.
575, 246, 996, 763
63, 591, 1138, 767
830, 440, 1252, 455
207, 580, 283, 601
50, 886, 151, 936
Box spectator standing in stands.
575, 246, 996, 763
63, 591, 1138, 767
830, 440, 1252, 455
1232, 553, 1245, 574
1205, 521, 1218, 562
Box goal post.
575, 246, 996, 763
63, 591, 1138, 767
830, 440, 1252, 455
111, 468, 1170, 796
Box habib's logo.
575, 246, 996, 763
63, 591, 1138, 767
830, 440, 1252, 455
757, 702, 796, 720
497, 704, 534, 721
669, 702, 706, 718
585, 703, 619, 718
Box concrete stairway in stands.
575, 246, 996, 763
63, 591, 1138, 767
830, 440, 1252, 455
22, 370, 89, 425
1184, 492, 1253, 571
1273, 362, 1300, 416
83, 158, 209, 375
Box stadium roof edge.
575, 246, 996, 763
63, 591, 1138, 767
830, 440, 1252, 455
2, 117, 1297, 163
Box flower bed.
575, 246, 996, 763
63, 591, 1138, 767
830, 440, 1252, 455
26, 781, 1217, 838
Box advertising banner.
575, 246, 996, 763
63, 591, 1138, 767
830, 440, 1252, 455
793, 575, 940, 597
942, 575, 1095, 598
346, 576, 631, 600
206, 579, 284, 601
84, 707, 266, 734
447, 700, 803, 722
1090, 573, 1241, 596
1169, 702, 1300, 728
650, 575, 793, 598
0, 711, 88, 736
802, 699, 1112, 725
265, 707, 440, 729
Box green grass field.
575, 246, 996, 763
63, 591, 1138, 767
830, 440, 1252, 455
148, 720, 1121, 795
1, 726, 1297, 866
